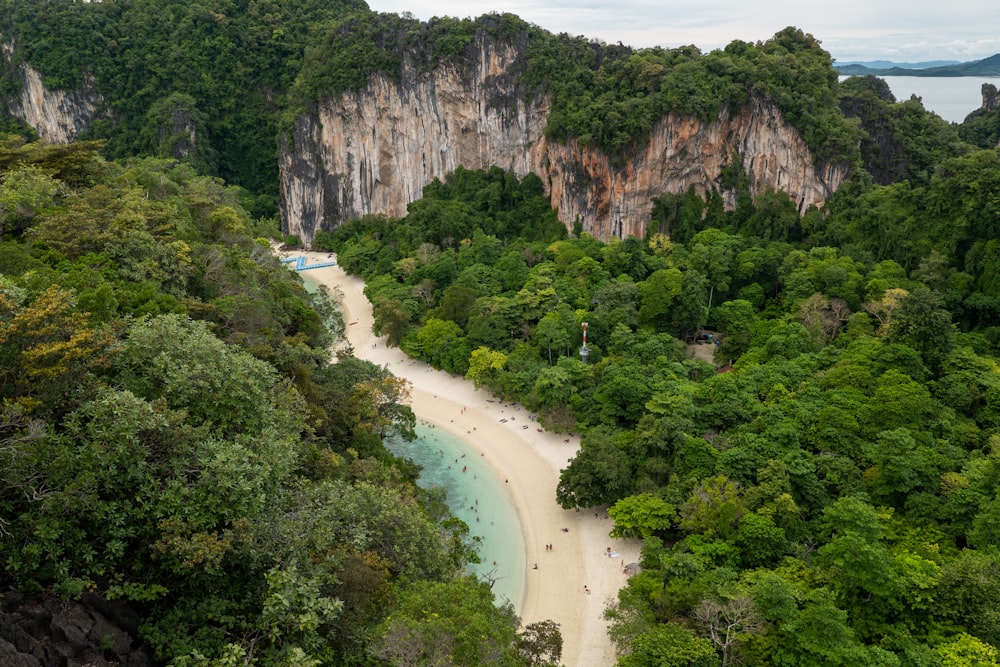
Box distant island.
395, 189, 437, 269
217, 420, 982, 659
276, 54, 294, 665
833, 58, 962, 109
836, 53, 1000, 76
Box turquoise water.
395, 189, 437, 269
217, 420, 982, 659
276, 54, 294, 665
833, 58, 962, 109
386, 422, 527, 612
299, 264, 527, 610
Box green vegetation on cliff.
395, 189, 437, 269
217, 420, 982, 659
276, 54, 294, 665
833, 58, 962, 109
292, 14, 863, 166
0, 0, 369, 216
527, 26, 861, 164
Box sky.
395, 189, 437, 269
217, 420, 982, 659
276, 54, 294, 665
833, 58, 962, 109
364, 0, 1000, 63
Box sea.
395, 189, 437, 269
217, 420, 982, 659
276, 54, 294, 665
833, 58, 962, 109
385, 422, 527, 612
840, 75, 1000, 123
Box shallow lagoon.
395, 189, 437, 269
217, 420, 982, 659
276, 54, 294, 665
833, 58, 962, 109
386, 422, 527, 612
299, 271, 528, 610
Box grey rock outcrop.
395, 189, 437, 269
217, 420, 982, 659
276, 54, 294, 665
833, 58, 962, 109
1, 42, 103, 144
280, 32, 850, 245
0, 587, 153, 667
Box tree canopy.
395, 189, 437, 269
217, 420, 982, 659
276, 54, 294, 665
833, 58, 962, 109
0, 140, 553, 665
328, 147, 1000, 665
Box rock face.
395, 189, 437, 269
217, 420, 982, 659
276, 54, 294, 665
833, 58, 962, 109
0, 587, 154, 667
2, 47, 103, 144
979, 83, 1000, 113
280, 33, 850, 245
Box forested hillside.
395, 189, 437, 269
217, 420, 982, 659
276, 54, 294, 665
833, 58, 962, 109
325, 143, 1000, 665
1, 0, 996, 237
0, 141, 561, 665
0, 0, 920, 226
2, 1, 1000, 665
0, 0, 385, 218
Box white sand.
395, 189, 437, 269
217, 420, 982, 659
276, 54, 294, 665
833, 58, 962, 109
294, 251, 641, 666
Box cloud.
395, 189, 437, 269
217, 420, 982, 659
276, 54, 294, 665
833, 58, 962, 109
366, 0, 1000, 62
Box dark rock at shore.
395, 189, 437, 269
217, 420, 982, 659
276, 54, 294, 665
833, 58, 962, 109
0, 586, 155, 666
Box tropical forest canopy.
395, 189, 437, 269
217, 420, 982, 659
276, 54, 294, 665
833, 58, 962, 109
0, 140, 562, 665
322, 137, 1000, 665
3, 0, 1000, 666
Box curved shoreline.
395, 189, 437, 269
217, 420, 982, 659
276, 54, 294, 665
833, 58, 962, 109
297, 251, 640, 666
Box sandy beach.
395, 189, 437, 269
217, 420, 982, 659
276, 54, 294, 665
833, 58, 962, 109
293, 251, 640, 666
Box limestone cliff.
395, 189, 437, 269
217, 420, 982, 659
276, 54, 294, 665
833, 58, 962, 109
963, 83, 1000, 147
1, 43, 103, 144
280, 34, 850, 245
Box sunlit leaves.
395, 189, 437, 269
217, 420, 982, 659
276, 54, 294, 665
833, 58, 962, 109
609, 493, 677, 539
0, 165, 61, 236
465, 346, 508, 389
935, 633, 1000, 667
0, 284, 113, 414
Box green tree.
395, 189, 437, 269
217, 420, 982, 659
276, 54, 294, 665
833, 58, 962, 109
865, 427, 944, 506
609, 493, 677, 539
679, 475, 747, 539
687, 228, 741, 310
767, 591, 871, 667
436, 283, 479, 328
114, 314, 302, 437
532, 364, 576, 412
0, 284, 114, 416
619, 623, 716, 667
372, 578, 525, 666
935, 550, 1000, 646
885, 287, 956, 374
592, 278, 640, 331
373, 298, 411, 346
556, 428, 636, 508
638, 268, 683, 330
593, 359, 658, 426
257, 565, 343, 662
936, 633, 1000, 667
712, 299, 757, 358
533, 308, 573, 364
0, 165, 62, 237
466, 346, 509, 389
410, 317, 468, 372
517, 620, 564, 667
733, 512, 787, 568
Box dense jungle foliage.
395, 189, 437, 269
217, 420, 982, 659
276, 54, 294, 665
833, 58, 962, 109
0, 0, 371, 217
325, 140, 1000, 665
0, 140, 563, 666
4, 1, 1000, 666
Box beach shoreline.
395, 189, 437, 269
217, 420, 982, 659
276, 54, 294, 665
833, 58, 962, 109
295, 250, 640, 666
